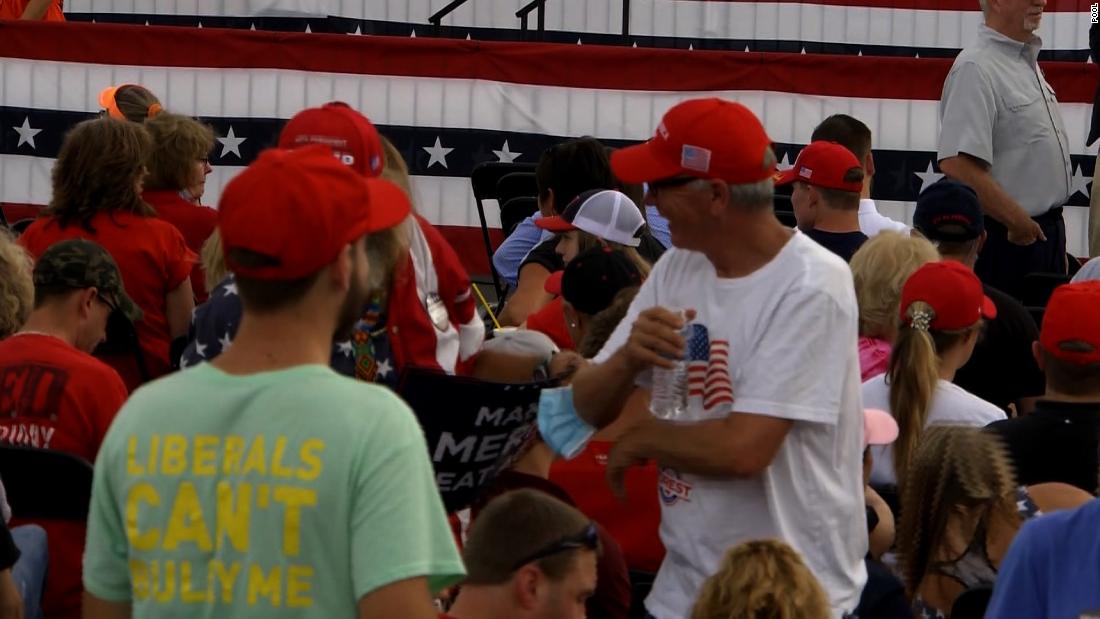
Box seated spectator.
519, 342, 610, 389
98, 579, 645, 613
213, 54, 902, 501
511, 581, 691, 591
0, 239, 133, 619
525, 189, 658, 349
548, 246, 642, 351
988, 281, 1100, 493
0, 229, 33, 339
20, 117, 195, 390
83, 146, 464, 617
545, 251, 660, 574
498, 138, 615, 326
98, 84, 162, 123
897, 426, 1090, 619
856, 409, 912, 619
862, 260, 1005, 488
810, 114, 908, 237
142, 112, 218, 303
446, 489, 599, 619
913, 178, 1043, 414
0, 0, 63, 20
690, 540, 830, 619
986, 496, 1100, 618
850, 231, 939, 380
775, 140, 868, 261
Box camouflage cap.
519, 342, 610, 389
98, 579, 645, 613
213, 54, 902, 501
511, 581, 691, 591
33, 239, 143, 322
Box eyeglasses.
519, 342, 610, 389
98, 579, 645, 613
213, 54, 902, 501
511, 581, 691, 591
510, 523, 599, 571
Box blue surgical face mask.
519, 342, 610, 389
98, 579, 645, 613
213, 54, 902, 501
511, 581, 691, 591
538, 386, 595, 459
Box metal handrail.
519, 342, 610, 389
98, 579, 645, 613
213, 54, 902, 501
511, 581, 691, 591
429, 0, 471, 27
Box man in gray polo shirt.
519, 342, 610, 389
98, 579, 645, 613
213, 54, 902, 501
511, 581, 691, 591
937, 0, 1071, 299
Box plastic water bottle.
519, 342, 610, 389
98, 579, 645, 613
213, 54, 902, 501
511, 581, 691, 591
650, 313, 691, 420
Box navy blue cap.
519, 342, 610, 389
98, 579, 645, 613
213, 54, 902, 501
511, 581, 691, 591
913, 178, 984, 243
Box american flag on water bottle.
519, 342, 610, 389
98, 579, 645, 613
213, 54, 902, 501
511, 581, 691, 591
686, 324, 734, 412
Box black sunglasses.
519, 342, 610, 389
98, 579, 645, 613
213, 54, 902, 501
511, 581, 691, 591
510, 523, 599, 571
647, 175, 700, 192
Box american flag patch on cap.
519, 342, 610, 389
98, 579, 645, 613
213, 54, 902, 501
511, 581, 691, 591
799, 166, 813, 179
681, 144, 712, 173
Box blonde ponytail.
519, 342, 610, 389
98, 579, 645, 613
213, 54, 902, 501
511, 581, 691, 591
888, 301, 940, 487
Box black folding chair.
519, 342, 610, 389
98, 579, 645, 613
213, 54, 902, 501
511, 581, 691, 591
470, 162, 537, 300
773, 191, 797, 228
496, 172, 538, 205
500, 197, 539, 240
0, 446, 93, 521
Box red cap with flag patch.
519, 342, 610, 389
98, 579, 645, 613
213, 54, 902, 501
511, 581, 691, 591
611, 98, 775, 185
774, 141, 864, 193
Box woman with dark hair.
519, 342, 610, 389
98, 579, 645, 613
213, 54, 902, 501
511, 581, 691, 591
142, 112, 217, 302
20, 117, 195, 389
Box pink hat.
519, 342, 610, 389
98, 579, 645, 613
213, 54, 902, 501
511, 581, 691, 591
863, 408, 899, 450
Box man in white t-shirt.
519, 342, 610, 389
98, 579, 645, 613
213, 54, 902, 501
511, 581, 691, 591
569, 98, 868, 618
811, 114, 908, 237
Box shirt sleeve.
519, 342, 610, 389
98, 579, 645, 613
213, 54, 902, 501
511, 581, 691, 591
492, 217, 544, 287
938, 61, 997, 165
350, 395, 465, 599
83, 433, 132, 601
520, 238, 565, 274
984, 519, 1047, 618
735, 286, 858, 424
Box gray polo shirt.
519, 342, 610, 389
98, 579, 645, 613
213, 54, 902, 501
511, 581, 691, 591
938, 24, 1071, 217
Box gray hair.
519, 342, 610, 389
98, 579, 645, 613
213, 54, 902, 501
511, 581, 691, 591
685, 147, 777, 210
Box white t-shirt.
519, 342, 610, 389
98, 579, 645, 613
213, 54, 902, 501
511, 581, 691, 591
862, 373, 1007, 486
595, 231, 868, 619
858, 199, 909, 237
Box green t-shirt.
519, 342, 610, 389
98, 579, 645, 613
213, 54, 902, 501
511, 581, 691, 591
84, 363, 464, 616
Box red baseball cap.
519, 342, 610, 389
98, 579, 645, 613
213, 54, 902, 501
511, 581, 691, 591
611, 98, 775, 185
218, 145, 410, 280
1040, 281, 1100, 364
278, 102, 385, 178
774, 141, 863, 192
899, 261, 996, 330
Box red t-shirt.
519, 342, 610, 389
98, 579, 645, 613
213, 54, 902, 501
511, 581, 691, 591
143, 190, 217, 303
550, 441, 665, 573
20, 212, 196, 389
0, 0, 64, 20
525, 296, 575, 351
0, 332, 127, 619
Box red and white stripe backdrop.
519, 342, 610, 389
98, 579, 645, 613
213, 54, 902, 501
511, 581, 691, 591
1, 20, 1097, 268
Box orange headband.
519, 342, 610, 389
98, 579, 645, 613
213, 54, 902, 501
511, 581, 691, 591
98, 85, 162, 121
